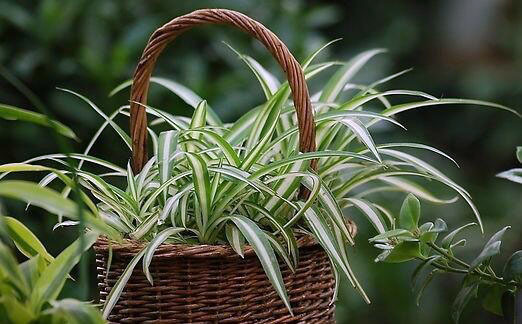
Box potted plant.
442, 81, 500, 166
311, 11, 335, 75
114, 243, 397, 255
0, 8, 520, 323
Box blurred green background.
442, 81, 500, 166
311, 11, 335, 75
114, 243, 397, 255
0, 1, 520, 323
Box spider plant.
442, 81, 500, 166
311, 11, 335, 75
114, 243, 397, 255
0, 41, 519, 321
0, 216, 104, 324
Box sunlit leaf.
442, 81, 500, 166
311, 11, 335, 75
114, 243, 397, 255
0, 103, 77, 140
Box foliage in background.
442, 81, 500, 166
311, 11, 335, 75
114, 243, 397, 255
0, 216, 104, 324
370, 194, 520, 323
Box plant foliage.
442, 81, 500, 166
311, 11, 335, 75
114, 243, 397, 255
370, 194, 521, 323
0, 41, 519, 322
0, 216, 104, 324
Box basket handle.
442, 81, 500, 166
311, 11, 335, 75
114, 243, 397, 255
130, 8, 316, 172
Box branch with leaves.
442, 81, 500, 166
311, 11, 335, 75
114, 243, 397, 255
370, 194, 521, 323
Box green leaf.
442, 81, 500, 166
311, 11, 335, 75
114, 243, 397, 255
482, 284, 506, 316
0, 163, 53, 173
58, 88, 131, 149
224, 42, 280, 99
102, 248, 146, 319
142, 227, 185, 285
0, 295, 35, 324
496, 168, 522, 184
320, 49, 386, 103
185, 153, 211, 232
159, 184, 193, 225
228, 215, 293, 315
384, 241, 422, 263
129, 213, 159, 240
411, 255, 441, 289
126, 162, 138, 202
316, 182, 355, 245
503, 250, 522, 282
340, 118, 381, 162
185, 100, 207, 153
302, 205, 369, 303
399, 194, 420, 231
242, 88, 287, 169
441, 223, 476, 249
301, 38, 341, 69
264, 233, 295, 273
0, 103, 77, 140
379, 142, 460, 167
158, 130, 179, 186
516, 146, 522, 164
382, 98, 520, 119
44, 299, 105, 324
346, 198, 386, 234
0, 241, 29, 298
225, 223, 245, 258
183, 129, 240, 166
30, 231, 98, 310
2, 216, 54, 264
19, 255, 46, 290
419, 219, 446, 250
469, 226, 510, 269
149, 77, 222, 126
0, 181, 120, 240
452, 276, 480, 324
415, 269, 439, 306
369, 229, 414, 243
378, 177, 458, 204
136, 156, 157, 196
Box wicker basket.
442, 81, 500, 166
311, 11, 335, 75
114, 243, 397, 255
95, 237, 335, 323
95, 8, 336, 323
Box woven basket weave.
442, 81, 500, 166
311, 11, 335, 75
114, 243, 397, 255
95, 237, 335, 323
95, 8, 336, 323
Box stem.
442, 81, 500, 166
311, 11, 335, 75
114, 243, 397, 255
428, 242, 469, 268
427, 242, 521, 289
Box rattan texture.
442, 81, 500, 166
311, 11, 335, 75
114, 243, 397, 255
95, 237, 336, 323
98, 8, 335, 323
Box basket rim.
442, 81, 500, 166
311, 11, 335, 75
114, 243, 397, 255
94, 235, 318, 259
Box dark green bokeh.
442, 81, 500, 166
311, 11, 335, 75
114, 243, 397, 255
0, 1, 520, 323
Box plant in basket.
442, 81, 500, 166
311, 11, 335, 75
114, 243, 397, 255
0, 8, 520, 323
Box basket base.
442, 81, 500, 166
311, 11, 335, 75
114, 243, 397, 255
95, 242, 336, 323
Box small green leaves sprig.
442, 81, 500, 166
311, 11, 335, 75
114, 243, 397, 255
370, 194, 521, 323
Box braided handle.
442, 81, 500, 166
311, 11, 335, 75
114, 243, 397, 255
130, 8, 316, 172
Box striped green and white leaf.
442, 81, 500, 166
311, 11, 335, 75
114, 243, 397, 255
142, 227, 185, 285
0, 181, 120, 240
345, 198, 387, 234
225, 223, 245, 258
224, 42, 280, 99
302, 204, 369, 303
102, 248, 146, 319
319, 48, 386, 103
158, 130, 179, 187
227, 215, 293, 315
185, 153, 211, 232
